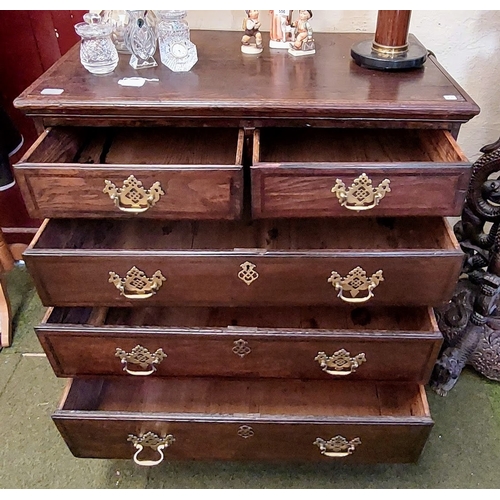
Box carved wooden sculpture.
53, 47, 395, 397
431, 137, 500, 395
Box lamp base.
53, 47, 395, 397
351, 38, 427, 70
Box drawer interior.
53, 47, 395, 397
32, 217, 458, 251
24, 127, 243, 166
256, 128, 468, 164
46, 305, 436, 332
60, 378, 429, 418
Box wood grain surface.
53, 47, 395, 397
13, 32, 479, 128
53, 378, 432, 463
37, 305, 442, 383
24, 217, 463, 307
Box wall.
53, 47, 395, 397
186, 9, 500, 162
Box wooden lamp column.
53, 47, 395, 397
351, 10, 427, 70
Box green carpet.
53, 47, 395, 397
1, 266, 499, 488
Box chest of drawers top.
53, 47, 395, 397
14, 31, 479, 128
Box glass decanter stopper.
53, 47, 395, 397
126, 10, 158, 70
156, 10, 198, 72
74, 12, 119, 75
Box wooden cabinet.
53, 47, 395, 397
14, 31, 479, 466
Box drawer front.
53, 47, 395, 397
26, 253, 462, 307
37, 306, 442, 382
15, 127, 244, 220
53, 418, 432, 464
252, 128, 471, 218
53, 378, 433, 464
251, 166, 471, 218
15, 166, 243, 220
25, 218, 462, 307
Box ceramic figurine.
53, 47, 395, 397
288, 10, 315, 57
241, 10, 263, 55
269, 9, 293, 49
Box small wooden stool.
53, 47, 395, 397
0, 227, 15, 347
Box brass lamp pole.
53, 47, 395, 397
351, 10, 427, 70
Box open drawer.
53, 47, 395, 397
251, 128, 471, 218
24, 216, 463, 307
53, 378, 433, 464
14, 127, 244, 219
37, 305, 442, 383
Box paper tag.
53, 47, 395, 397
117, 77, 159, 87
443, 95, 458, 100
40, 88, 64, 95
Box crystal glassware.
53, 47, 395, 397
101, 10, 131, 54
156, 10, 198, 72
126, 10, 158, 70
74, 12, 119, 75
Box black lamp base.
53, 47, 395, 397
351, 38, 427, 71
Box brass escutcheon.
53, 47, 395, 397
128, 432, 175, 467
328, 266, 384, 304
232, 339, 251, 358
109, 266, 166, 300
103, 175, 164, 213
331, 173, 390, 211
315, 349, 366, 376
238, 261, 259, 285
237, 425, 254, 439
115, 345, 167, 376
314, 435, 361, 458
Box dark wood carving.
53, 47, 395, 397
431, 137, 500, 395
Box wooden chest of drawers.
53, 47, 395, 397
14, 31, 479, 466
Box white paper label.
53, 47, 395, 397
117, 77, 159, 87
40, 88, 64, 95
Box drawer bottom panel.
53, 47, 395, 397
53, 378, 433, 464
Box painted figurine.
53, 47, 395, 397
288, 10, 315, 57
241, 10, 263, 54
269, 9, 293, 49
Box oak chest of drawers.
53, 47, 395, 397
14, 31, 479, 465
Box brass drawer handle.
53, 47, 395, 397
103, 175, 164, 213
115, 345, 167, 376
315, 349, 366, 376
128, 432, 175, 467
331, 173, 390, 211
314, 435, 361, 458
109, 266, 166, 299
328, 266, 383, 303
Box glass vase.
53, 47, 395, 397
126, 10, 158, 70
